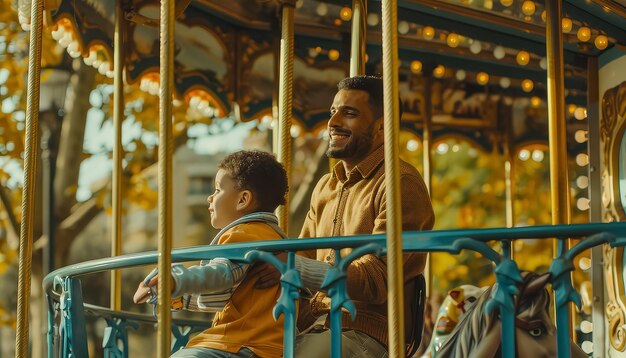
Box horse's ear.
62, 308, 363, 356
523, 272, 552, 297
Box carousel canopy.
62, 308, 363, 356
15, 0, 626, 150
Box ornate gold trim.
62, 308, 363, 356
606, 244, 626, 351
602, 81, 626, 351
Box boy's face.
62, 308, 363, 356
207, 169, 244, 229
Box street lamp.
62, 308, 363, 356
39, 68, 70, 276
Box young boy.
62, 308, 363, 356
134, 150, 289, 358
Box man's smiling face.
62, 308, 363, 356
327, 89, 383, 168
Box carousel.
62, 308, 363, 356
4, 0, 626, 356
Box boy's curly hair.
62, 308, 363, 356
218, 150, 289, 212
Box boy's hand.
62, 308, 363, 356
132, 274, 175, 304
250, 252, 287, 289
133, 280, 153, 304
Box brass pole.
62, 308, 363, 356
110, 0, 125, 312
503, 113, 515, 259
422, 75, 433, 297
157, 0, 174, 354
545, 0, 574, 343
381, 0, 405, 356
503, 106, 515, 259
16, 0, 44, 354
422, 76, 432, 196
276, 0, 295, 233
350, 0, 367, 76
503, 108, 514, 229
272, 31, 280, 158
545, 0, 570, 227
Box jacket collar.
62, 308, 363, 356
332, 144, 385, 183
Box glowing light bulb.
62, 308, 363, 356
398, 21, 410, 34
500, 0, 513, 7
567, 104, 577, 114
575, 130, 587, 143
574, 107, 587, 120
562, 18, 573, 33
447, 33, 460, 48
316, 3, 328, 16
423, 26, 435, 40
456, 70, 466, 81
595, 35, 608, 50
519, 149, 530, 161
516, 50, 530, 65
577, 27, 591, 42
522, 1, 536, 15
367, 12, 380, 26
521, 79, 534, 92
469, 40, 482, 54
328, 49, 340, 61
410, 60, 422, 74
493, 46, 505, 59
367, 13, 379, 26
541, 10, 546, 22
476, 72, 489, 85
530, 96, 541, 107
340, 7, 352, 21
433, 65, 446, 78
500, 77, 511, 89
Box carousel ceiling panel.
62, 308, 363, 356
238, 50, 348, 127
23, 0, 237, 117
15, 0, 617, 129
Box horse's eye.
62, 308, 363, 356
528, 328, 544, 337
467, 297, 476, 303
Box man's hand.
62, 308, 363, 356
249, 252, 287, 289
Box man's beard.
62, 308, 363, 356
326, 126, 375, 160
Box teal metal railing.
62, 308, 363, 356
44, 222, 626, 358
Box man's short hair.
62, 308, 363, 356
218, 150, 289, 212
337, 75, 403, 120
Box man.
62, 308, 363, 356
255, 75, 435, 357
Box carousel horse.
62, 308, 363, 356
436, 272, 588, 358
421, 285, 487, 358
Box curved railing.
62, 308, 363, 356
45, 222, 626, 358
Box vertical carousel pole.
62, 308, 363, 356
272, 30, 280, 157
504, 116, 515, 230
16, 0, 44, 355
545, 0, 572, 357
503, 110, 515, 260
110, 0, 125, 312
350, 0, 366, 76
381, 0, 405, 357
586, 57, 605, 358
422, 75, 433, 297
545, 0, 570, 225
276, 0, 294, 233
157, 0, 174, 354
